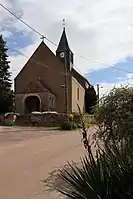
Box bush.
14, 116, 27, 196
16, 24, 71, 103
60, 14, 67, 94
54, 87, 133, 199
68, 114, 74, 122
95, 86, 133, 142
77, 123, 82, 129
61, 122, 77, 130
3, 121, 14, 126
58, 139, 133, 199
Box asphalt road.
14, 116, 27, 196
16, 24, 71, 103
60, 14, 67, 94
0, 127, 85, 199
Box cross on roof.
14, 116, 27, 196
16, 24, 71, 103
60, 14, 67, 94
62, 19, 66, 29
40, 35, 46, 42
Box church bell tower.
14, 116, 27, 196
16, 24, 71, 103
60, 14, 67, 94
56, 25, 74, 71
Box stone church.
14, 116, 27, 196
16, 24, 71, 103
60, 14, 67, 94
14, 28, 91, 114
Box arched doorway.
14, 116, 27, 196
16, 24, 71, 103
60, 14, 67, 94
25, 95, 40, 114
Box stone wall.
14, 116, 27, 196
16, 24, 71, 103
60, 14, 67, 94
15, 113, 82, 127
31, 113, 67, 126
15, 113, 66, 127
15, 115, 31, 126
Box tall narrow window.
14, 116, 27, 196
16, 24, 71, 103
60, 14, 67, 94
77, 88, 79, 101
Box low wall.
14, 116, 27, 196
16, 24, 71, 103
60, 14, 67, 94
1, 112, 94, 127
15, 113, 82, 127
31, 113, 67, 126
15, 115, 31, 126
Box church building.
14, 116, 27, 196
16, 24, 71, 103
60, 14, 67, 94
14, 28, 91, 114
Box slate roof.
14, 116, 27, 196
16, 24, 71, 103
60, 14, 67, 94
56, 28, 70, 52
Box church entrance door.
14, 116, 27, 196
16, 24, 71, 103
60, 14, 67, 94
25, 96, 40, 114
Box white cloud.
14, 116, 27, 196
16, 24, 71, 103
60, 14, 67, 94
1, 0, 133, 79
125, 73, 133, 79
97, 76, 133, 97
116, 72, 133, 81
1, 30, 12, 38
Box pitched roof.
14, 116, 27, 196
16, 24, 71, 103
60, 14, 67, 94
56, 29, 90, 89
15, 41, 64, 81
72, 68, 91, 89
56, 28, 70, 52
15, 38, 91, 91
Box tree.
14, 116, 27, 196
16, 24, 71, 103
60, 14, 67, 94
85, 86, 97, 114
54, 86, 133, 199
95, 86, 133, 142
0, 35, 13, 113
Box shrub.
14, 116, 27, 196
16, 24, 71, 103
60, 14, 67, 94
61, 122, 77, 131
68, 114, 74, 122
58, 139, 133, 199
3, 121, 14, 126
95, 86, 133, 142
77, 123, 82, 129
53, 88, 133, 199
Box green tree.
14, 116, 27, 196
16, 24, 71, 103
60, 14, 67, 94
55, 87, 133, 198
0, 35, 13, 113
95, 86, 133, 142
85, 86, 97, 114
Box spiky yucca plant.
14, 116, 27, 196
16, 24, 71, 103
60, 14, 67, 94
58, 139, 133, 199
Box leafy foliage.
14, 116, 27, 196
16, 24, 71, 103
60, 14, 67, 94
68, 114, 74, 122
55, 87, 133, 199
58, 139, 133, 199
95, 86, 133, 142
85, 86, 97, 114
61, 121, 77, 131
0, 35, 13, 113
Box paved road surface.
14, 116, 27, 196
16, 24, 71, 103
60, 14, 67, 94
0, 127, 85, 199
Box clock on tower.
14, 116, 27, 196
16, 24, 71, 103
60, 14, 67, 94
60, 52, 65, 58
56, 28, 74, 71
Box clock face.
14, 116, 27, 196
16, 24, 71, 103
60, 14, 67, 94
60, 52, 65, 58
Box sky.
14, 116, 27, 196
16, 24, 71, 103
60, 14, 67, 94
1, 0, 133, 96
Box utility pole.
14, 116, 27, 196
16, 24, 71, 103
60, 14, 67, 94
64, 49, 68, 115
97, 84, 100, 105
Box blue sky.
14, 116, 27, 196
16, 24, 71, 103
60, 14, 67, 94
5, 30, 133, 92
7, 31, 33, 51
6, 29, 33, 57
1, 0, 133, 94
86, 58, 133, 85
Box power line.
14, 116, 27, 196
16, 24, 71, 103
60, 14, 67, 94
0, 3, 57, 46
8, 45, 133, 96
8, 46, 67, 76
73, 64, 85, 76
45, 38, 57, 46
1, 3, 133, 75
9, 47, 85, 80
9, 46, 133, 76
0, 4, 42, 37
75, 53, 133, 74
9, 47, 69, 115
